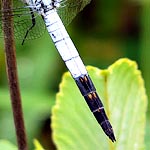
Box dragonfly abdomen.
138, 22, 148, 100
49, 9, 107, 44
75, 75, 116, 142
44, 9, 88, 78
93, 108, 116, 142
30, 0, 116, 142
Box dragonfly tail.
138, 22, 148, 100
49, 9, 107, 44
75, 74, 116, 142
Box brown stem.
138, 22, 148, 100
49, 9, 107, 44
1, 0, 28, 150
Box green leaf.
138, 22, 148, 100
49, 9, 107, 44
33, 139, 45, 150
0, 89, 55, 145
0, 140, 17, 150
51, 58, 147, 150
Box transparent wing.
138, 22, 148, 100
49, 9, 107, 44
58, 0, 91, 26
0, 0, 45, 41
0, 0, 91, 41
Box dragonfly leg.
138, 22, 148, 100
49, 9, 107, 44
22, 8, 36, 45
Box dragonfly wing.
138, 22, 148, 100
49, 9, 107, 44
57, 0, 92, 26
0, 0, 91, 41
13, 12, 45, 41
0, 0, 45, 41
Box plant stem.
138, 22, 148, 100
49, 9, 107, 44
1, 0, 28, 150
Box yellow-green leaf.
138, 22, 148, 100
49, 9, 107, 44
0, 140, 17, 150
33, 139, 45, 150
51, 58, 147, 150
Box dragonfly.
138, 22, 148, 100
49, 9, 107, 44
0, 0, 116, 142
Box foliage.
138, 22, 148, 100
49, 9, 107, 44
0, 0, 149, 149
33, 139, 45, 150
52, 58, 147, 150
0, 140, 17, 150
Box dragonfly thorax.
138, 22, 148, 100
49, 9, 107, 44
24, 0, 60, 15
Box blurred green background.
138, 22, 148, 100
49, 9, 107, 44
0, 0, 149, 150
